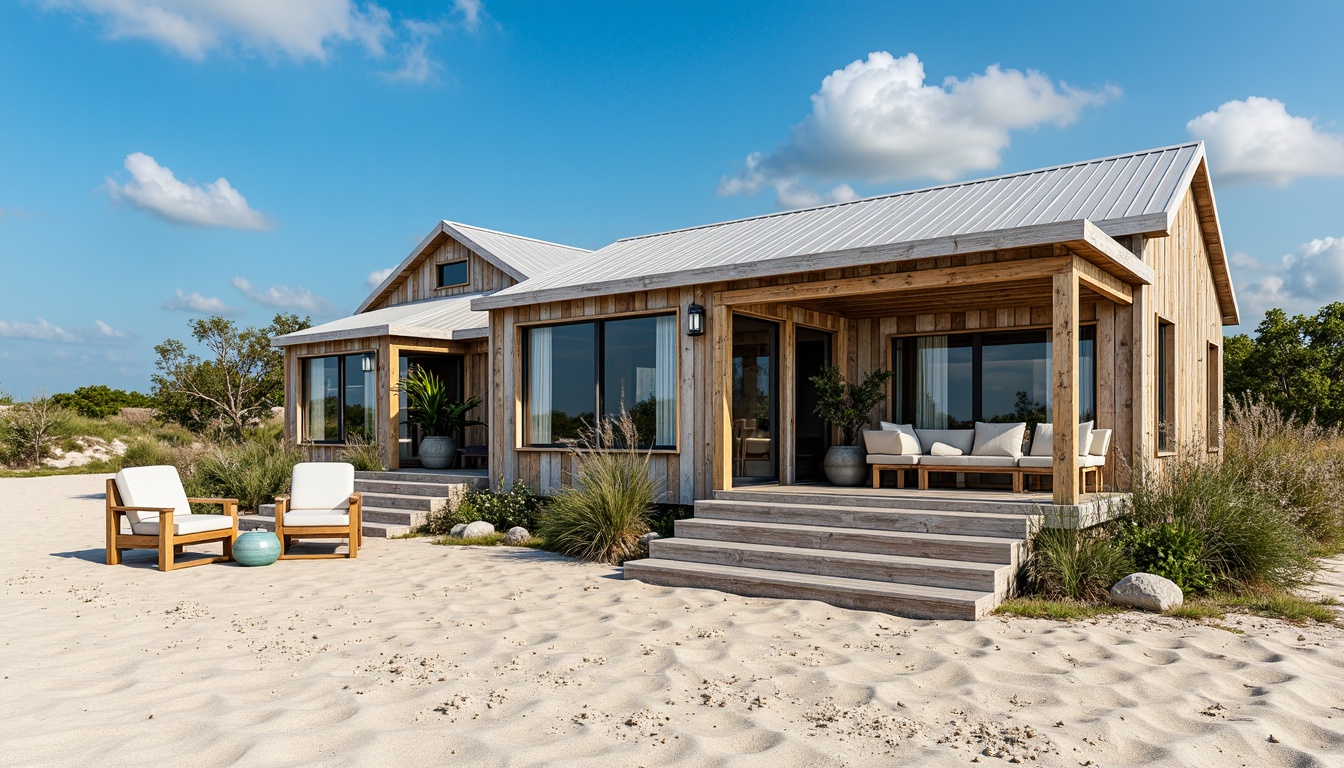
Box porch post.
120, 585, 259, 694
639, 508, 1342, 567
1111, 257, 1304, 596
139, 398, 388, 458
1052, 261, 1080, 505
384, 340, 400, 470
711, 300, 733, 491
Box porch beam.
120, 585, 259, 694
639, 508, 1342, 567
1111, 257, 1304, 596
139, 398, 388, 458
711, 299, 733, 491
1051, 260, 1081, 506
717, 256, 1069, 307
1073, 257, 1133, 305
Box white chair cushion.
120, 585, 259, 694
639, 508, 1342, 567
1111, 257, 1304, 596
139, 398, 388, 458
1079, 421, 1095, 455
131, 513, 232, 536
922, 455, 1017, 468
972, 422, 1026, 458
915, 429, 975, 455
862, 428, 920, 456
928, 442, 964, 456
290, 462, 355, 511
866, 454, 920, 465
1089, 429, 1112, 457
281, 511, 351, 528
1082, 455, 1106, 467
115, 466, 192, 528
1028, 421, 1095, 456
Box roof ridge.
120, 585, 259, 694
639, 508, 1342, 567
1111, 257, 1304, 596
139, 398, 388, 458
444, 220, 591, 252
617, 141, 1204, 243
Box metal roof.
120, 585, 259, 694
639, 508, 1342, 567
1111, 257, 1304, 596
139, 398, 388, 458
273, 292, 489, 347
474, 142, 1214, 311
356, 221, 589, 314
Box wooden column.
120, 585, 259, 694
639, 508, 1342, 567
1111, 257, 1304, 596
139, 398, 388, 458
779, 316, 797, 485
382, 339, 399, 470
1052, 260, 1080, 505
711, 300, 733, 491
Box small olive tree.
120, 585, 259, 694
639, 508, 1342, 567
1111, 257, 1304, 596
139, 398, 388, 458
0, 390, 73, 468
809, 365, 894, 445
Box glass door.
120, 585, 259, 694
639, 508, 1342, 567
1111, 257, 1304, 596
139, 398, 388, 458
794, 327, 833, 482
732, 315, 778, 484
399, 353, 465, 466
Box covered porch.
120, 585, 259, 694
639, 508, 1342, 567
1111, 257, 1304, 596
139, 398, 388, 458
707, 223, 1154, 506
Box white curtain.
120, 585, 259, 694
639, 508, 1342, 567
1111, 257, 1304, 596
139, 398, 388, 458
917, 335, 949, 428
654, 314, 678, 446
529, 327, 553, 444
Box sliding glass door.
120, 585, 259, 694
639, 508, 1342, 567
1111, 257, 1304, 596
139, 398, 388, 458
794, 326, 832, 482
732, 316, 778, 483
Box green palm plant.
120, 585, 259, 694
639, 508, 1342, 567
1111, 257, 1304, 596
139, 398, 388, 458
398, 367, 484, 439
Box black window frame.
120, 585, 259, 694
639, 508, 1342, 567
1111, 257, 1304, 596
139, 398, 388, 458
302, 352, 375, 445
1157, 318, 1176, 453
523, 314, 677, 450
436, 260, 469, 289
891, 325, 1098, 427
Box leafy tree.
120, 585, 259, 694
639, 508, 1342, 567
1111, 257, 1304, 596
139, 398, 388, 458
51, 385, 154, 418
0, 390, 73, 468
1224, 303, 1344, 427
152, 313, 311, 438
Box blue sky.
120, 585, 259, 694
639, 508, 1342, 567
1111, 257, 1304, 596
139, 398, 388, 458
2, 0, 1341, 396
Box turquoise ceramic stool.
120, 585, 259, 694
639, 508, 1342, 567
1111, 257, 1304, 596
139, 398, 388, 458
233, 529, 281, 566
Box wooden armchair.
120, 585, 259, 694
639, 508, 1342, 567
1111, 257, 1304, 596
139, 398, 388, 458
106, 466, 238, 571
275, 462, 362, 560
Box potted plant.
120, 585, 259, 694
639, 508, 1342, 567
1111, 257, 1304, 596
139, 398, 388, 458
808, 365, 894, 486
398, 367, 484, 470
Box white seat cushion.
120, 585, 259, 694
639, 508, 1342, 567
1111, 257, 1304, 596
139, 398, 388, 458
131, 513, 233, 536
1082, 455, 1106, 467
281, 511, 351, 528
290, 462, 355, 511
921, 455, 1017, 468
866, 454, 920, 465
915, 429, 975, 455
972, 422, 1026, 458
115, 465, 192, 528
862, 428, 920, 456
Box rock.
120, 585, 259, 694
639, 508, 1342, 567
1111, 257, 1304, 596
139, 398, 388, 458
449, 523, 468, 538
461, 521, 495, 538
640, 532, 662, 543
1110, 572, 1183, 612
504, 526, 530, 545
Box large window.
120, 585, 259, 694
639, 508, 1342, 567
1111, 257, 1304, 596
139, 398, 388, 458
526, 314, 678, 448
892, 326, 1096, 429
303, 353, 375, 444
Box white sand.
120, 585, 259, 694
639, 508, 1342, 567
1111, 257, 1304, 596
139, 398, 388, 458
3, 474, 1342, 767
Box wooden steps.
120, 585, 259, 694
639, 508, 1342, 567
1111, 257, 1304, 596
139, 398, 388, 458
623, 496, 1031, 620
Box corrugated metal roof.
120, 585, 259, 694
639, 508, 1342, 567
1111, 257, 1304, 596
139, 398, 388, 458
474, 142, 1208, 310
273, 293, 488, 347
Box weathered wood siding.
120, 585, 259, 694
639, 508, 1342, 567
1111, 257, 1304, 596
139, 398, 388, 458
369, 237, 515, 310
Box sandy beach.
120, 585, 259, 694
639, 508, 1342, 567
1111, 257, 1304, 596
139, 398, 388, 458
3, 474, 1342, 767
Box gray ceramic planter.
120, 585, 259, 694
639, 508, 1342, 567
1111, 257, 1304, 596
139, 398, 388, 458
419, 436, 455, 469
823, 444, 867, 486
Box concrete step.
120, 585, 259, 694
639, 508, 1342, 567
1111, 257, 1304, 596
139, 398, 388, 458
356, 470, 488, 487
354, 479, 467, 497
238, 514, 410, 538
693, 499, 1032, 539
357, 492, 449, 512
623, 559, 994, 620
649, 538, 1013, 594
714, 488, 1049, 514
674, 518, 1022, 565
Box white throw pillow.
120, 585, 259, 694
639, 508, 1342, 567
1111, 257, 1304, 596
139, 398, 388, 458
929, 442, 963, 456
863, 428, 922, 456
1029, 423, 1054, 456
971, 422, 1027, 458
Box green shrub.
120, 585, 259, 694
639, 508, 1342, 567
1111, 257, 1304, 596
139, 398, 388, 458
0, 393, 74, 468
419, 502, 470, 536
1027, 523, 1132, 601
50, 385, 154, 418
649, 504, 695, 538
460, 480, 546, 530
190, 438, 302, 511
1118, 521, 1217, 594
342, 435, 386, 472
119, 438, 178, 469
536, 414, 655, 564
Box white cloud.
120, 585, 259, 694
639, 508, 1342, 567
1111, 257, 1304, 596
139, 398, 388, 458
365, 267, 395, 290
382, 20, 441, 83
232, 277, 332, 315
0, 317, 129, 343
454, 0, 484, 33
107, 152, 274, 230
719, 52, 1117, 208
1188, 97, 1344, 186
163, 289, 242, 315
1233, 237, 1344, 327
43, 0, 393, 61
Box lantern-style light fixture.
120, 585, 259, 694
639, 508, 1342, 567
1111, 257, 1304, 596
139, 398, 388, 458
361, 354, 374, 373
686, 303, 706, 336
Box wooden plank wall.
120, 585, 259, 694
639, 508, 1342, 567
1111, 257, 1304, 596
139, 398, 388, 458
370, 237, 516, 310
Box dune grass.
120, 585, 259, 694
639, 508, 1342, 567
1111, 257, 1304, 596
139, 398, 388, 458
993, 598, 1124, 621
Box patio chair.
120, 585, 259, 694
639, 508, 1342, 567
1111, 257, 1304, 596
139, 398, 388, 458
106, 465, 238, 571
274, 462, 362, 559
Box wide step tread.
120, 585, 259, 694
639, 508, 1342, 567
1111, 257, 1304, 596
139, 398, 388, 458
624, 559, 993, 620
694, 499, 1031, 538
676, 518, 1021, 564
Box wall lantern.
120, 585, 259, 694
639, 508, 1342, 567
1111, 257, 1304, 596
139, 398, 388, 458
686, 303, 706, 336
361, 355, 374, 373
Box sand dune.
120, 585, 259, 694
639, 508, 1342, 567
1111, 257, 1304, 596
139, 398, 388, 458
3, 474, 1342, 767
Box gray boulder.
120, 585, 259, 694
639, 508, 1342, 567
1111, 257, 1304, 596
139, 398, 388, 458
449, 523, 468, 538
504, 526, 530, 545
640, 532, 662, 544
1110, 572, 1183, 612
461, 521, 496, 539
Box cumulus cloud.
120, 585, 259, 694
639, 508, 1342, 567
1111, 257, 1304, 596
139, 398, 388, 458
454, 0, 484, 33
382, 20, 441, 83
43, 0, 393, 61
106, 153, 274, 230
163, 289, 242, 315
1234, 237, 1344, 326
365, 267, 395, 290
1188, 97, 1344, 186
719, 52, 1118, 208
232, 277, 332, 315
0, 317, 129, 343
